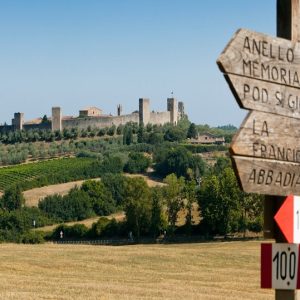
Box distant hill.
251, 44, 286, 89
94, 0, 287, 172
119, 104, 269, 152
216, 124, 238, 132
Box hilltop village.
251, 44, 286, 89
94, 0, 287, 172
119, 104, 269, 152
0, 97, 184, 133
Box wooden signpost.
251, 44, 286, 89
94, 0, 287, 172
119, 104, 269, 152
225, 74, 300, 119
217, 0, 300, 299
232, 156, 300, 196
217, 29, 300, 195
231, 111, 300, 161
218, 29, 300, 89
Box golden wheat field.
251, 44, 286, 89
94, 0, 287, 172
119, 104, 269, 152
0, 241, 273, 300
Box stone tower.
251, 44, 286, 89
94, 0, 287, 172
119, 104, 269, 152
52, 107, 62, 131
117, 104, 122, 116
13, 112, 24, 130
139, 98, 150, 125
178, 101, 185, 119
167, 98, 178, 125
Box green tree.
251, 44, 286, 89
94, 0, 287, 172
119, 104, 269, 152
187, 123, 198, 139
150, 187, 167, 237
198, 167, 243, 235
81, 180, 115, 215
163, 174, 185, 234
148, 132, 164, 145
155, 147, 189, 178
155, 146, 205, 179
41, 115, 50, 124
123, 177, 151, 240
239, 193, 263, 236
185, 179, 197, 234
123, 124, 133, 145
212, 157, 231, 174
163, 126, 186, 142
100, 155, 124, 173
107, 125, 116, 136
2, 186, 25, 211
124, 152, 151, 173
39, 188, 94, 222
116, 124, 124, 135
62, 188, 94, 221
101, 174, 128, 207
137, 123, 145, 143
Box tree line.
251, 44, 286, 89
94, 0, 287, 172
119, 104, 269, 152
0, 156, 263, 243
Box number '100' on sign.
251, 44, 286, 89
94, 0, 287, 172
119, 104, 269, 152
261, 243, 300, 289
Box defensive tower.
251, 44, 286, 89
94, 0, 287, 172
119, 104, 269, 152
52, 107, 62, 131
167, 98, 178, 125
139, 98, 150, 125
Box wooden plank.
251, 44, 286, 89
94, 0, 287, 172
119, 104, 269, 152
230, 110, 300, 162
275, 1, 300, 297
232, 155, 300, 196
277, 0, 292, 40
217, 28, 300, 89
225, 74, 300, 118
292, 0, 300, 42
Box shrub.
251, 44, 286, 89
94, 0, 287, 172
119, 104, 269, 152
21, 231, 45, 244
88, 218, 121, 238
124, 152, 151, 173
89, 217, 111, 237
52, 224, 89, 240
1, 186, 24, 211
39, 188, 94, 222
81, 180, 116, 216
100, 156, 124, 174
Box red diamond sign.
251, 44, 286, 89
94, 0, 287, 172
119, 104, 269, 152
274, 195, 300, 243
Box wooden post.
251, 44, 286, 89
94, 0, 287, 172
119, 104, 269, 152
273, 1, 300, 299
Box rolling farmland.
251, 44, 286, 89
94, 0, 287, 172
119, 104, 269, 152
0, 241, 272, 300
0, 157, 99, 192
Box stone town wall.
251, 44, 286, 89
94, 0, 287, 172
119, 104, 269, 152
62, 113, 139, 130
23, 123, 51, 131
0, 125, 13, 133
0, 123, 51, 133
149, 111, 171, 125
2, 98, 183, 133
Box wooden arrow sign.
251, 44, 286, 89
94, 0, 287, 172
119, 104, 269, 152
232, 156, 300, 196
230, 111, 300, 163
274, 195, 300, 243
217, 28, 300, 118
217, 28, 300, 88
225, 74, 300, 119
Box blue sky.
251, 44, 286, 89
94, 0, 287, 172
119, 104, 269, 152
0, 0, 276, 126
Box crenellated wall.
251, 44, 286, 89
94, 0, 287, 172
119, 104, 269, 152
149, 111, 171, 125
2, 98, 184, 133
24, 123, 51, 131
62, 113, 139, 130
0, 125, 13, 133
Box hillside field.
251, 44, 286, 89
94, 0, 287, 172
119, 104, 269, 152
0, 157, 98, 192
24, 173, 165, 207
0, 241, 273, 299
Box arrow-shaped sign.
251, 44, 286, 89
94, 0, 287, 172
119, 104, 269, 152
232, 156, 300, 196
225, 74, 300, 119
230, 110, 300, 162
274, 195, 300, 243
217, 29, 300, 118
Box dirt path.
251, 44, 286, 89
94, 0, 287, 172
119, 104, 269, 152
24, 174, 165, 207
